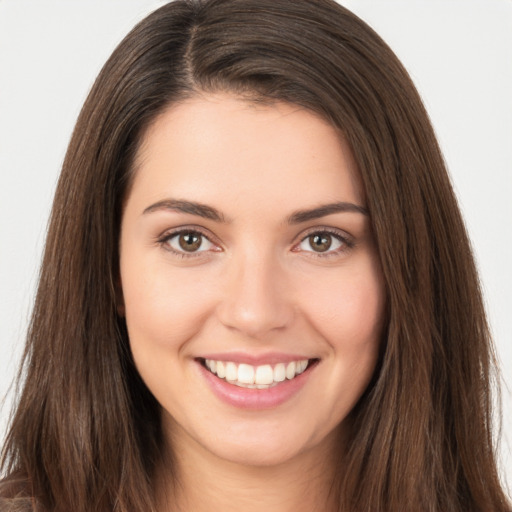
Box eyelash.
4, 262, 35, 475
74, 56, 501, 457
157, 227, 219, 259
157, 227, 354, 259
294, 228, 355, 258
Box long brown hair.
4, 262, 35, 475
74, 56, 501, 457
1, 1, 509, 511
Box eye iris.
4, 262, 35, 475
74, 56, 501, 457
178, 233, 202, 252
309, 233, 332, 252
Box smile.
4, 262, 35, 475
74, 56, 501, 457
202, 358, 312, 389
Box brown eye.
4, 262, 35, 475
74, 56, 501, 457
165, 230, 215, 254
296, 230, 348, 256
179, 232, 202, 252
308, 233, 332, 252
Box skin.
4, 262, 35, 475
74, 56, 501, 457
119, 93, 386, 511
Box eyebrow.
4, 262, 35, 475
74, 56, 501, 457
287, 202, 368, 224
143, 199, 227, 222
142, 198, 368, 224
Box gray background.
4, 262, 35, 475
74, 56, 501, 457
1, 0, 510, 494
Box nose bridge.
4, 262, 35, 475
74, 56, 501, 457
217, 243, 293, 338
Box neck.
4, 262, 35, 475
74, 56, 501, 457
156, 422, 342, 512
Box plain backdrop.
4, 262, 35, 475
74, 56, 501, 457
1, 0, 511, 494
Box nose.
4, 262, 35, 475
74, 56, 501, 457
216, 249, 294, 339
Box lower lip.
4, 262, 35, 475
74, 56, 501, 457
197, 361, 315, 410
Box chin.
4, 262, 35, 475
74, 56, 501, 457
169, 412, 343, 470
210, 438, 303, 468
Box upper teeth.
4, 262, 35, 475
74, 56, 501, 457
204, 359, 310, 389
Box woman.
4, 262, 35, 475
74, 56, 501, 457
1, 0, 510, 510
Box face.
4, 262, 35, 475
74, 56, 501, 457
119, 94, 385, 467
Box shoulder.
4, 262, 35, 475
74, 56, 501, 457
0, 477, 39, 512
0, 497, 35, 512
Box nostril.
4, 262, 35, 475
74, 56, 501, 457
216, 298, 294, 338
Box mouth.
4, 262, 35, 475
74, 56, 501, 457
198, 357, 319, 389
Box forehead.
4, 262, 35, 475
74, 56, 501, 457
128, 93, 365, 216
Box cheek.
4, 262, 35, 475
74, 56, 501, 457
120, 257, 218, 352
324, 279, 384, 415
303, 262, 385, 347
298, 257, 385, 400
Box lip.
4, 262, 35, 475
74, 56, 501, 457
195, 356, 318, 410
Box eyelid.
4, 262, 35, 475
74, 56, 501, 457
155, 224, 354, 258
292, 226, 355, 255
156, 225, 222, 257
